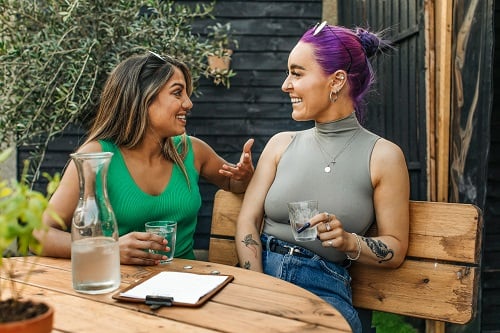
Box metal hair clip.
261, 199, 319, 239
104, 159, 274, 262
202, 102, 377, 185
313, 21, 328, 36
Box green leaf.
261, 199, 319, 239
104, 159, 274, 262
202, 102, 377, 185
1, 1, 236, 183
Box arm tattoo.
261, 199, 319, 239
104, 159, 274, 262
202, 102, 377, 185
242, 234, 259, 246
362, 237, 394, 263
241, 234, 259, 259
243, 261, 251, 270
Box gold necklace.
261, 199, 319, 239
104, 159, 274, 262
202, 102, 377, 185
313, 128, 361, 173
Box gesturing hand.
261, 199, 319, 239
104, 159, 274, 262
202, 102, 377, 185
219, 138, 255, 184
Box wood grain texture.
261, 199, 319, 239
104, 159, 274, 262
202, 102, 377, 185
208, 189, 483, 324
350, 260, 479, 323
3, 256, 351, 333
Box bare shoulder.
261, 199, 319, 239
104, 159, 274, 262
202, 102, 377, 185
371, 138, 408, 184
75, 141, 103, 154
259, 131, 296, 164
372, 138, 406, 163
187, 135, 200, 144
188, 135, 214, 155
267, 131, 296, 149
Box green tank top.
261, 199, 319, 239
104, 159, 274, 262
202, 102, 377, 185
99, 137, 201, 259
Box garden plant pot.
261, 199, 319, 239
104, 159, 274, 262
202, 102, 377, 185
0, 301, 54, 333
208, 49, 233, 71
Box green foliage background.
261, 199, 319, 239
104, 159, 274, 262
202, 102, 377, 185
373, 312, 419, 332
0, 0, 234, 182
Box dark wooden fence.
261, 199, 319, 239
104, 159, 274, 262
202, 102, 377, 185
483, 1, 500, 330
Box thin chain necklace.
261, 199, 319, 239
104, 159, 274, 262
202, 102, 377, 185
313, 128, 361, 173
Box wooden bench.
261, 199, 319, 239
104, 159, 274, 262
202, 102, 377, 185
209, 189, 483, 328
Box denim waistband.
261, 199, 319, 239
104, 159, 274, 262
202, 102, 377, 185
262, 233, 351, 268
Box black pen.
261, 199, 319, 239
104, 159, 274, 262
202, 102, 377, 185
296, 222, 311, 233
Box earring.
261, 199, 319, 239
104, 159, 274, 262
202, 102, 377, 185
329, 90, 338, 103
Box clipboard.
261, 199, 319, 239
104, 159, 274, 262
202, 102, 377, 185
112, 271, 234, 307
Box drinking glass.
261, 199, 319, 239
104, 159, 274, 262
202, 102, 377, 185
288, 200, 319, 241
145, 221, 177, 263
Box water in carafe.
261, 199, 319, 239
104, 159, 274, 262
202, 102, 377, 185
70, 152, 120, 294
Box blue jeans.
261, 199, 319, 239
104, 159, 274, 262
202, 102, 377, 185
261, 233, 362, 333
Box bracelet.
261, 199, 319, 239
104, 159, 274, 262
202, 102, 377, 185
346, 232, 362, 261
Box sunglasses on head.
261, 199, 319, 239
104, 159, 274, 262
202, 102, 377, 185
313, 21, 352, 73
148, 51, 166, 62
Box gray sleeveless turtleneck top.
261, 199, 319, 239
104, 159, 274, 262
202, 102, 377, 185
263, 112, 380, 262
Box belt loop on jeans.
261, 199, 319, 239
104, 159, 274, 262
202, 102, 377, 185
265, 234, 275, 253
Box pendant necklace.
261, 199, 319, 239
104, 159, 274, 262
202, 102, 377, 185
314, 128, 361, 173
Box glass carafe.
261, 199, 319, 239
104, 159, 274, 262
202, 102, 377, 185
70, 152, 120, 294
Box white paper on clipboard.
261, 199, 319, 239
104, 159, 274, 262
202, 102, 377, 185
119, 271, 231, 304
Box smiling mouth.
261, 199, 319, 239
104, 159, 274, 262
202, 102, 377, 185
291, 97, 302, 104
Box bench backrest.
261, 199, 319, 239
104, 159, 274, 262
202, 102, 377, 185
208, 189, 483, 324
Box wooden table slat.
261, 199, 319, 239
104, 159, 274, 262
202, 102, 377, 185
2, 257, 352, 333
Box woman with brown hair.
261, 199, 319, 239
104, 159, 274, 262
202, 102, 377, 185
37, 52, 254, 265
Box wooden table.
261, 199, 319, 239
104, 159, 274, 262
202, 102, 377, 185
2, 257, 351, 332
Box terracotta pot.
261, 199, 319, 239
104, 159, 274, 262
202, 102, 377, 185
0, 303, 54, 333
208, 49, 233, 71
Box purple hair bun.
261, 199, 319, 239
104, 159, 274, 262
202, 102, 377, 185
356, 28, 383, 58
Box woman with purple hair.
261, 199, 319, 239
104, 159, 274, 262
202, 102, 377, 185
236, 22, 410, 332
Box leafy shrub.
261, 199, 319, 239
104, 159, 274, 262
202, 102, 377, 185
0, 0, 235, 182
373, 312, 419, 333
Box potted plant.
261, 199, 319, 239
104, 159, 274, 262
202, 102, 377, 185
0, 148, 61, 333
206, 22, 239, 87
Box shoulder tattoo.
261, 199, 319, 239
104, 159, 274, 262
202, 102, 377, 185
362, 237, 394, 263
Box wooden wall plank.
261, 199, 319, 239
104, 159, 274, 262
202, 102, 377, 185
434, 0, 453, 202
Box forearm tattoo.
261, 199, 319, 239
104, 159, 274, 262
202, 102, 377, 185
362, 237, 394, 263
241, 234, 259, 269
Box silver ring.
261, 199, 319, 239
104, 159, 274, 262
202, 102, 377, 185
325, 222, 331, 232
328, 240, 333, 247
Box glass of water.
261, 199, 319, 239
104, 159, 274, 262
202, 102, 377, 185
145, 220, 177, 263
288, 200, 319, 241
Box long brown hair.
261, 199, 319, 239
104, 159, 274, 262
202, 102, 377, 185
85, 52, 193, 182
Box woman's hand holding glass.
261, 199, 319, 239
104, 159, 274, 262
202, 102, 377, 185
308, 212, 352, 251
118, 231, 170, 265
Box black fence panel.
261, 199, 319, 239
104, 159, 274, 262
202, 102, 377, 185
338, 0, 427, 202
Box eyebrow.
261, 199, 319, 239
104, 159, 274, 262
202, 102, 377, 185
290, 64, 307, 71
169, 82, 185, 90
